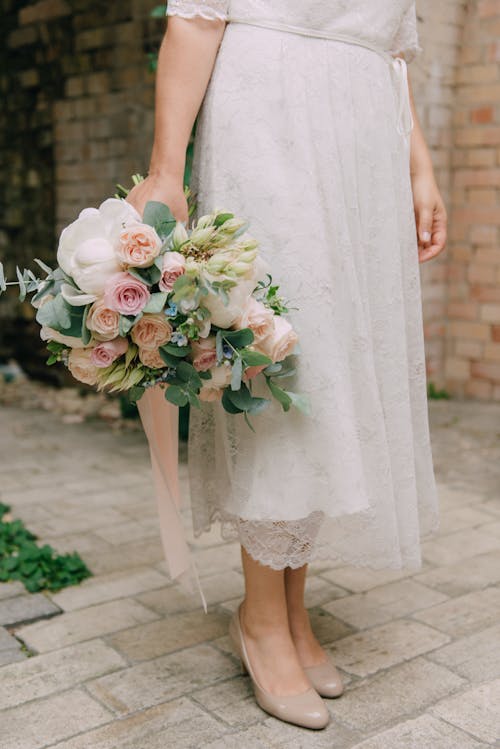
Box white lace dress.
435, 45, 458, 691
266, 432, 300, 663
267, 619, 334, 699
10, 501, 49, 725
167, 0, 440, 571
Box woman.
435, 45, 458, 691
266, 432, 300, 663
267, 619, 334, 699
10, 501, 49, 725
127, 0, 447, 731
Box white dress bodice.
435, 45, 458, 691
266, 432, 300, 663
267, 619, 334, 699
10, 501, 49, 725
167, 0, 421, 61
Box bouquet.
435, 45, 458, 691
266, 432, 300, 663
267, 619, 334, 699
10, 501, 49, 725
0, 184, 307, 425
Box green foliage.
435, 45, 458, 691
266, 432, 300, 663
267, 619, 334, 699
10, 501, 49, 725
142, 201, 176, 240
427, 382, 451, 400
0, 503, 92, 593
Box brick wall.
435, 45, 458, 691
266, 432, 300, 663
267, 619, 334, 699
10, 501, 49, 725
1, 1, 499, 400
446, 0, 500, 400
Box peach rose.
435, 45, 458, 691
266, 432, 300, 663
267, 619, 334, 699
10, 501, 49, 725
116, 223, 162, 268
243, 364, 267, 381
191, 336, 218, 372
159, 251, 186, 292
138, 347, 167, 369
103, 272, 150, 316
86, 300, 120, 341
131, 314, 173, 350
67, 348, 99, 385
256, 316, 298, 363
233, 297, 274, 344
199, 363, 232, 401
90, 337, 128, 368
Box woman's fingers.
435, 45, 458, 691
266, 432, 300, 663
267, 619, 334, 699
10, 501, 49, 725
417, 203, 434, 246
418, 203, 447, 263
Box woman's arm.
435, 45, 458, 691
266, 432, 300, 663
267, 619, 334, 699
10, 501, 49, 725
126, 17, 226, 221
408, 78, 447, 263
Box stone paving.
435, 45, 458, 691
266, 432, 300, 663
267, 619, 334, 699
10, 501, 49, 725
0, 398, 499, 749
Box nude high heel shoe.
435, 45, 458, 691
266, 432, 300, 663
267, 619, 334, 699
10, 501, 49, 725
229, 604, 330, 730
303, 657, 344, 698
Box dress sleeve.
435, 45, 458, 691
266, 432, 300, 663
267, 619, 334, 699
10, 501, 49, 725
390, 3, 422, 62
166, 0, 229, 21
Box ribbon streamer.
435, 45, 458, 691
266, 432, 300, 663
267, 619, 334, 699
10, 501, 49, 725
137, 385, 207, 612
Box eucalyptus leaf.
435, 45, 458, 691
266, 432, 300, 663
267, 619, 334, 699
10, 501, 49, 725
0, 262, 6, 293
215, 330, 224, 363
231, 357, 243, 391
81, 305, 92, 345
241, 350, 272, 367
142, 291, 168, 314
161, 342, 191, 358
143, 200, 176, 238
165, 385, 189, 407
223, 328, 254, 348
266, 378, 292, 412
33, 258, 54, 277
221, 388, 244, 414
128, 265, 161, 287
16, 267, 26, 302
128, 385, 145, 402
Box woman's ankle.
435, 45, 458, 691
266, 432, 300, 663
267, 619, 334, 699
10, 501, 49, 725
241, 599, 290, 639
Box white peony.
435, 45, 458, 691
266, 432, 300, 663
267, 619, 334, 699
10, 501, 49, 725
57, 198, 141, 298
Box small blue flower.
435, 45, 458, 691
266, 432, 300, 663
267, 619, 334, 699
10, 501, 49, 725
222, 344, 233, 359
164, 302, 178, 317
171, 331, 188, 347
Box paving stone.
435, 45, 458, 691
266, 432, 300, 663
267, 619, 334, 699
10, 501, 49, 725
0, 625, 21, 650
0, 581, 26, 600
30, 506, 130, 537
0, 689, 113, 749
87, 643, 239, 714
0, 592, 61, 626
216, 714, 360, 749
435, 485, 487, 513
192, 678, 264, 728
107, 608, 230, 662
191, 542, 243, 577
0, 648, 27, 665
331, 657, 465, 733
46, 697, 224, 749
87, 539, 165, 575
33, 532, 112, 556
15, 598, 159, 653
431, 680, 500, 744
322, 580, 448, 629
327, 620, 450, 677
94, 518, 161, 545
414, 550, 500, 597
137, 570, 245, 615
479, 520, 500, 538
412, 586, 500, 637
49, 566, 168, 611
428, 623, 500, 682
421, 528, 499, 567
437, 506, 496, 535
350, 714, 489, 749
0, 639, 126, 710
320, 565, 421, 593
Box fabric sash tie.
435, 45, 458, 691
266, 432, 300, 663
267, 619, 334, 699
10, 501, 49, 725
138, 385, 207, 612
228, 18, 414, 138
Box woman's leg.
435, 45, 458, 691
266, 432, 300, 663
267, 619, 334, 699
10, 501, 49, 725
284, 564, 328, 667
240, 546, 312, 695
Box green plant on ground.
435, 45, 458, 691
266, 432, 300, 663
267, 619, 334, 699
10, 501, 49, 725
0, 502, 92, 593
427, 382, 451, 400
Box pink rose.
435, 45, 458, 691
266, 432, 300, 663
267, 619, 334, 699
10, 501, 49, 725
86, 300, 120, 341
191, 336, 218, 372
159, 252, 186, 292
90, 337, 128, 368
67, 348, 99, 385
138, 347, 167, 369
116, 223, 162, 268
199, 363, 232, 401
233, 297, 274, 344
256, 316, 298, 363
131, 313, 172, 350
103, 272, 150, 315
243, 364, 267, 381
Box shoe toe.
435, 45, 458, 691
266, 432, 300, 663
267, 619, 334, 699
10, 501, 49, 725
305, 660, 344, 698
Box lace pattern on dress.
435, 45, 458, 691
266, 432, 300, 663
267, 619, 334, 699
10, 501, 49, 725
166, 0, 228, 21
390, 3, 422, 62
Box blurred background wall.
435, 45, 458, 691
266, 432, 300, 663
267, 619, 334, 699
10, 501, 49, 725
1, 0, 499, 399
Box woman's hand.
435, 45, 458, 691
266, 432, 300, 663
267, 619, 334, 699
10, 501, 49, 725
411, 171, 447, 263
125, 172, 188, 223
